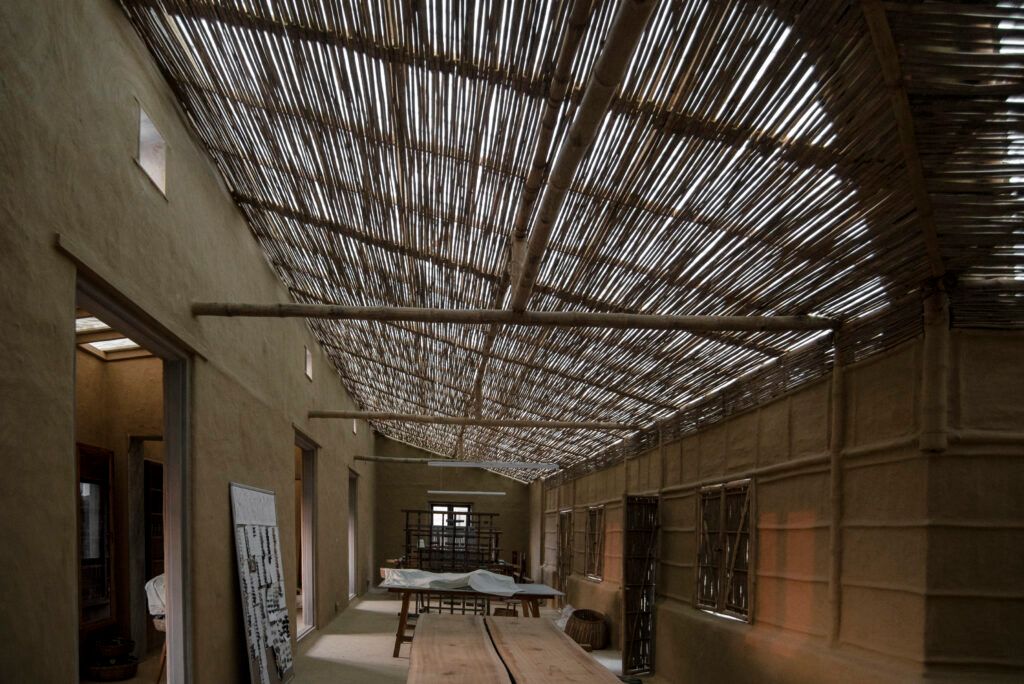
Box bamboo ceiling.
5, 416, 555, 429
120, 0, 1023, 480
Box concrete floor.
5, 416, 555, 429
293, 593, 624, 683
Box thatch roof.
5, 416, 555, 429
119, 0, 1023, 480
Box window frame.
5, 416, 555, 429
695, 478, 754, 622
584, 505, 605, 581
135, 103, 168, 197
429, 501, 472, 528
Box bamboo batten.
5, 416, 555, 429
117, 0, 1024, 479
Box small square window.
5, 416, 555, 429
137, 107, 166, 194
304, 346, 313, 380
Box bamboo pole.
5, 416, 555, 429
509, 0, 659, 311
310, 410, 637, 430
507, 0, 594, 282
861, 0, 945, 278
354, 455, 436, 464
193, 303, 836, 331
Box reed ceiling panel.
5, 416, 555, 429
120, 0, 1023, 479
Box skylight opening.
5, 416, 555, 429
88, 338, 142, 353
137, 107, 167, 194
75, 317, 110, 334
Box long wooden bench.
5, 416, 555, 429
407, 614, 621, 684
485, 616, 621, 684
407, 614, 511, 684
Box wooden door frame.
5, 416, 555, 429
76, 276, 193, 682
294, 430, 318, 638
348, 470, 358, 600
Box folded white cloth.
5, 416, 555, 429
381, 568, 522, 597
145, 574, 166, 616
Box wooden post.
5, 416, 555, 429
920, 289, 950, 452
827, 332, 845, 645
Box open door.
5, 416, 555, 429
348, 472, 358, 600
622, 496, 659, 676
295, 432, 317, 637
75, 277, 191, 682
556, 510, 573, 601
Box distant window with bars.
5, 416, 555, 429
430, 502, 471, 527
584, 506, 605, 580
696, 479, 753, 621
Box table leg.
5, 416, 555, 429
526, 599, 540, 617
393, 591, 411, 657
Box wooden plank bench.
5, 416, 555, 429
407, 614, 511, 684
484, 616, 622, 684
406, 613, 621, 684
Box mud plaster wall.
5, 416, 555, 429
0, 1, 375, 680
373, 435, 531, 576
534, 333, 1024, 683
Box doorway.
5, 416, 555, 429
557, 510, 574, 599
74, 277, 190, 682
295, 433, 317, 638
622, 496, 659, 676
348, 472, 358, 600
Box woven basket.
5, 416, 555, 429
564, 609, 607, 650
95, 637, 134, 659
85, 658, 138, 682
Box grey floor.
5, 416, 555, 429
293, 592, 623, 683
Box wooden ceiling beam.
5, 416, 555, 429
192, 303, 836, 331
309, 411, 636, 430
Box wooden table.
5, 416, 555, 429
388, 583, 562, 657
408, 614, 621, 684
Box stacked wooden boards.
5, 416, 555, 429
408, 614, 620, 684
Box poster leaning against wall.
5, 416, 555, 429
230, 482, 294, 684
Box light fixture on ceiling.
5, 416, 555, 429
88, 338, 141, 352
428, 460, 558, 471
426, 490, 506, 497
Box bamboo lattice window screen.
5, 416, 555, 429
585, 506, 605, 580
697, 480, 753, 621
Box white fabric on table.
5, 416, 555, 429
145, 573, 166, 616
381, 568, 522, 597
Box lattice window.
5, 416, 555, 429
585, 506, 605, 580
696, 480, 753, 621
